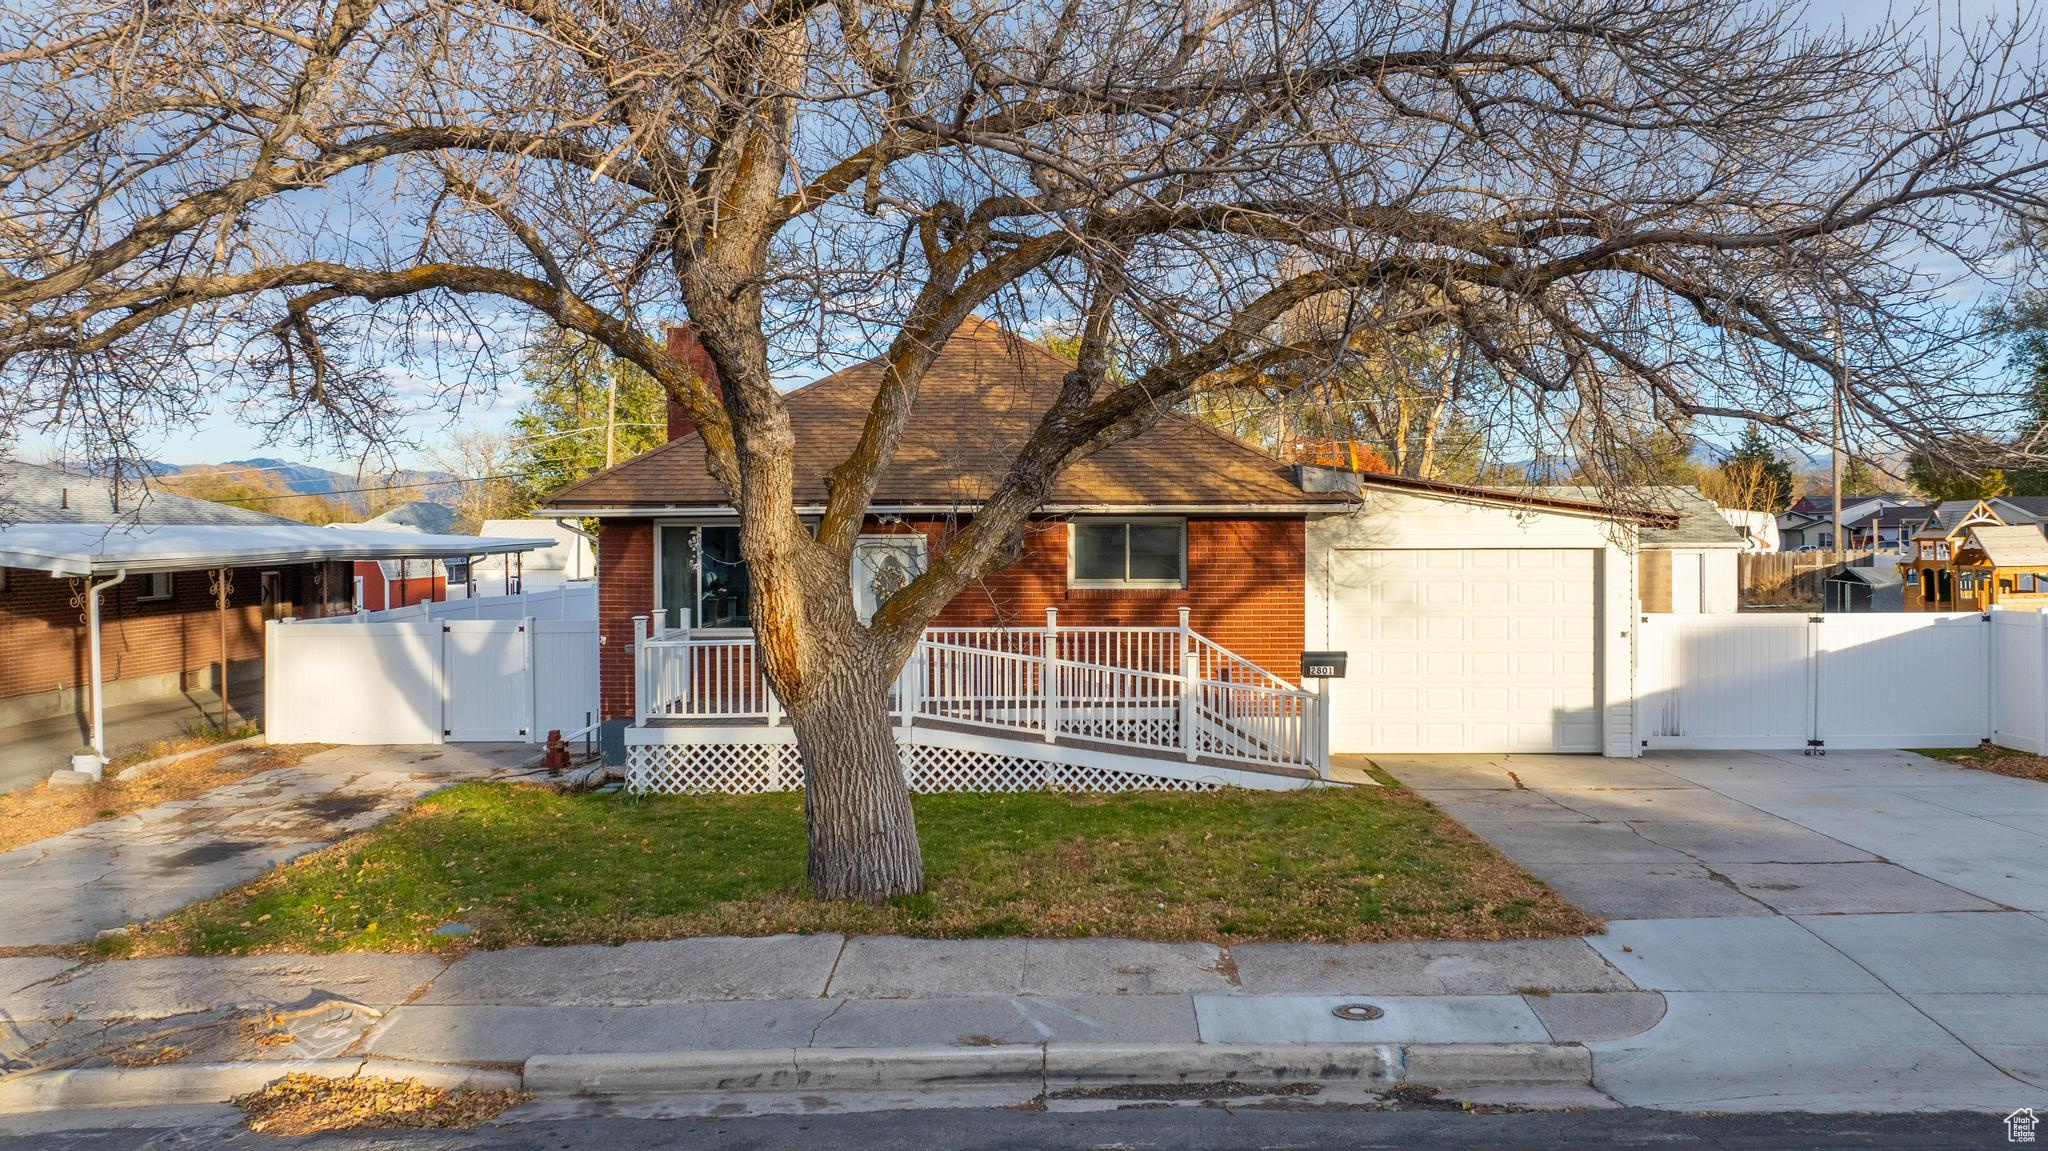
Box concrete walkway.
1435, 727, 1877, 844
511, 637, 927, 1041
1377, 748, 2048, 1112
0, 744, 541, 948
0, 684, 262, 796
0, 933, 1642, 1104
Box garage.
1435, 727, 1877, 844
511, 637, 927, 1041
1302, 471, 1646, 757
1325, 548, 1600, 753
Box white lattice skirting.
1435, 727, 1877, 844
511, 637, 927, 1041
626, 736, 1256, 795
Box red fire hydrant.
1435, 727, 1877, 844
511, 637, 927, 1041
542, 729, 570, 773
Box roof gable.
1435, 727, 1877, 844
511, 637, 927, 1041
1966, 523, 2048, 568
544, 318, 1332, 512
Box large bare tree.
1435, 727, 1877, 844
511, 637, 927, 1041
5, 0, 2048, 898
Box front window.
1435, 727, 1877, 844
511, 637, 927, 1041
1069, 518, 1186, 589
658, 525, 752, 629
136, 572, 173, 602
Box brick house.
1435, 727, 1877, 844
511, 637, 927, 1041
541, 319, 1668, 769
540, 318, 1338, 730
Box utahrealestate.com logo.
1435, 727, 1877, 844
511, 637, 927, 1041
2011, 1108, 2039, 1144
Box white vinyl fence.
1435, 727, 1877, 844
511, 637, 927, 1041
266, 613, 600, 745
1637, 608, 2048, 752
296, 582, 597, 625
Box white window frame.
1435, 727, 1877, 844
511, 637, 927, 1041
136, 571, 174, 602
1066, 517, 1187, 590
852, 534, 929, 624
654, 521, 757, 632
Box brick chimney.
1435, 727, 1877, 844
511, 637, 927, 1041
665, 323, 721, 442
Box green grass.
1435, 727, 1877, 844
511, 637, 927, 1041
1910, 745, 2048, 782
107, 782, 1599, 956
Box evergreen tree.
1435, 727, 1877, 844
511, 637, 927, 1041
1703, 424, 1795, 511
1839, 456, 1885, 497
510, 328, 669, 499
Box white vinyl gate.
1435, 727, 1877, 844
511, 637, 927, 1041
440, 621, 532, 741
1635, 610, 2044, 752
266, 616, 599, 745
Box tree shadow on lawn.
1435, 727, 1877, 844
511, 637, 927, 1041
100, 780, 1601, 956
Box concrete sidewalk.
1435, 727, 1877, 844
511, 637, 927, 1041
1379, 748, 2048, 1113
0, 744, 543, 947
0, 934, 1641, 1114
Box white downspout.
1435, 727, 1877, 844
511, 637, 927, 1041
86, 568, 129, 762
553, 519, 596, 581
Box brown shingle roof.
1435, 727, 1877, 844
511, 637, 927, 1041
544, 317, 1336, 512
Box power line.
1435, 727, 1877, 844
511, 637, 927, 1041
188, 470, 537, 505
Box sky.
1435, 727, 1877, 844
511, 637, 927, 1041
10, 0, 2023, 478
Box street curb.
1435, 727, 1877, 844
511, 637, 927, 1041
523, 1042, 1591, 1097
0, 1043, 1586, 1113
0, 1059, 520, 1115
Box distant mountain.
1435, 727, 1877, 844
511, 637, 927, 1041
219, 457, 354, 499
153, 458, 462, 515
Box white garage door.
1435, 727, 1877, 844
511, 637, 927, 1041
1327, 548, 1600, 753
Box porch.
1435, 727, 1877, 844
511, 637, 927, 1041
626, 608, 1332, 794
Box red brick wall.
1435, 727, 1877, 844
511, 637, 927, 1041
0, 562, 333, 703
352, 560, 448, 612
923, 517, 1305, 682
597, 519, 655, 719
596, 516, 1305, 717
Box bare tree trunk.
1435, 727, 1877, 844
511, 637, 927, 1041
786, 653, 924, 902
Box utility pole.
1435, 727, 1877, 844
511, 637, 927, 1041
603, 362, 618, 469
1831, 311, 1845, 564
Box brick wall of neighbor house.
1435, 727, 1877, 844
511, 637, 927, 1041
597, 519, 655, 720
0, 561, 336, 703
919, 516, 1307, 682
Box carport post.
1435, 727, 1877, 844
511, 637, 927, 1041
209, 567, 232, 729
85, 568, 129, 760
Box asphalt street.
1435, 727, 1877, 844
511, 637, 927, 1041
0, 1103, 2024, 1150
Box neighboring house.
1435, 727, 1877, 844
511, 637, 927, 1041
1988, 495, 2048, 526
1778, 494, 1910, 551
367, 500, 463, 534
1637, 487, 1750, 613
1823, 563, 1905, 612
1715, 507, 1780, 553
1532, 485, 1748, 613
0, 461, 534, 758
540, 318, 1677, 760
465, 519, 596, 595
1846, 503, 1932, 552
327, 521, 450, 611
1899, 499, 2011, 610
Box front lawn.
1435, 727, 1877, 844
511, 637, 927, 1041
104, 782, 1597, 955
1911, 745, 2048, 784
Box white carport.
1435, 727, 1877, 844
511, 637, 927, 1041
0, 522, 552, 764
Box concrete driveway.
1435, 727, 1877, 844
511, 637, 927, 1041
0, 744, 541, 948
1378, 749, 2048, 1112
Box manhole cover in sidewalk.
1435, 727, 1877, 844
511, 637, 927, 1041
1331, 1003, 1384, 1022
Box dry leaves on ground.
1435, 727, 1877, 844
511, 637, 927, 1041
1945, 748, 2048, 783
235, 1074, 528, 1135
0, 743, 313, 854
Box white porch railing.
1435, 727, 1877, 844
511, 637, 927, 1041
632, 607, 1328, 777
